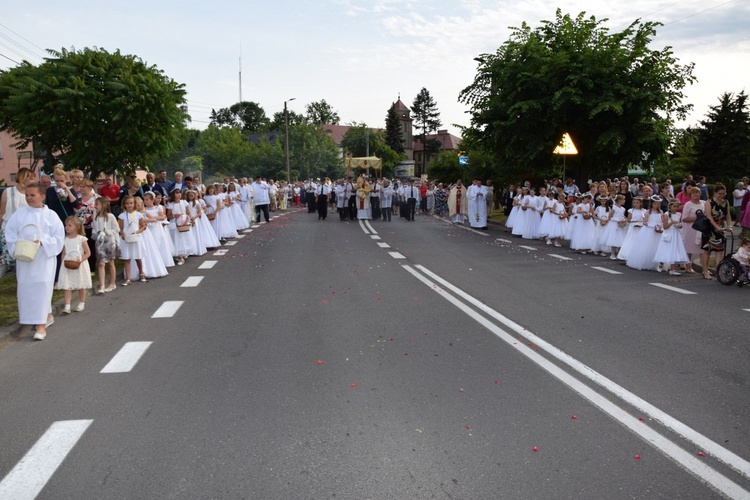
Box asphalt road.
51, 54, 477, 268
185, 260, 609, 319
0, 206, 748, 499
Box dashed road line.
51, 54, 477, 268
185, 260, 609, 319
152, 301, 184, 318
370, 235, 381, 240
496, 238, 512, 244
224, 240, 237, 246
377, 242, 390, 248
388, 252, 406, 259
198, 260, 217, 269
0, 420, 93, 499
235, 234, 245, 239
213, 249, 228, 256
649, 283, 697, 295
251, 224, 260, 229
243, 229, 253, 233
100, 342, 153, 373
591, 266, 623, 275
518, 245, 537, 251
180, 276, 204, 287
549, 254, 573, 261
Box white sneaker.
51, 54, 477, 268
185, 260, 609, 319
668, 270, 681, 276
75, 303, 85, 312
33, 331, 46, 340
61, 307, 71, 315
546, 239, 552, 245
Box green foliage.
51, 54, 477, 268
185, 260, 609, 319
305, 99, 340, 125
149, 127, 200, 174
459, 10, 695, 182
341, 123, 401, 176
180, 155, 204, 173
384, 104, 404, 154
194, 125, 255, 177
0, 47, 188, 177
288, 122, 342, 179
694, 92, 750, 180
209, 101, 270, 132
412, 87, 442, 175
268, 110, 305, 132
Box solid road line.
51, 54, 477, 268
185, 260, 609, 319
358, 219, 370, 234
518, 245, 537, 251
100, 342, 153, 373
412, 263, 750, 487
649, 283, 697, 295
180, 276, 204, 288
198, 261, 217, 270
495, 238, 512, 244
548, 254, 573, 261
591, 266, 623, 275
151, 301, 184, 318
364, 220, 377, 234
0, 420, 94, 499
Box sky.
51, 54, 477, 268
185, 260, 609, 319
1, 0, 748, 137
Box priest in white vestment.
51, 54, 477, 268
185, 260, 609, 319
356, 177, 372, 220
447, 180, 468, 224
4, 183, 64, 339
467, 179, 488, 229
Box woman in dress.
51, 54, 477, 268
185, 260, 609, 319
426, 182, 435, 215
679, 186, 703, 274
626, 195, 664, 271
699, 183, 732, 280
434, 183, 448, 218
74, 178, 99, 270
4, 183, 65, 340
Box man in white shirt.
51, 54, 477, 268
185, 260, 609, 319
380, 179, 395, 221
335, 179, 347, 220
370, 180, 381, 219
467, 178, 488, 229
404, 179, 420, 221
317, 180, 331, 220
252, 176, 271, 223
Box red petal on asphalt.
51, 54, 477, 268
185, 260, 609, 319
638, 418, 644, 422
532, 447, 539, 452
389, 337, 394, 341
376, 296, 382, 300
571, 415, 577, 420
322, 299, 328, 303
494, 380, 500, 384
697, 451, 706, 457
351, 383, 358, 388
465, 425, 471, 430
413, 297, 418, 301
404, 353, 408, 356
315, 360, 324, 365
634, 455, 641, 460
459, 388, 464, 392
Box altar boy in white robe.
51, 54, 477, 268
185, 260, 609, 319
5, 183, 65, 340
467, 179, 489, 229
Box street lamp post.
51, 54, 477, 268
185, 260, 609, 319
284, 97, 296, 182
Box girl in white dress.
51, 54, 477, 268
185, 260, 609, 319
204, 185, 222, 238
226, 183, 250, 230
143, 192, 175, 269
511, 188, 530, 236
197, 194, 221, 248
604, 194, 628, 259
521, 188, 540, 239
653, 199, 689, 275
167, 189, 193, 265
504, 187, 522, 232
215, 185, 238, 240
129, 198, 168, 280
570, 194, 596, 253
592, 196, 611, 256
58, 216, 92, 313
546, 192, 569, 247
538, 190, 556, 243
565, 194, 580, 241
617, 197, 646, 260
185, 190, 207, 256
626, 196, 663, 271
118, 195, 147, 285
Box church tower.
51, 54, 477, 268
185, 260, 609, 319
393, 95, 413, 161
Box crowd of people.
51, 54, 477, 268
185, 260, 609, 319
500, 176, 750, 280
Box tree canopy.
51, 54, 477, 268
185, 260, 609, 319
384, 104, 404, 154
341, 123, 400, 177
209, 101, 270, 132
459, 10, 695, 182
693, 91, 750, 180
0, 47, 188, 177
305, 99, 340, 125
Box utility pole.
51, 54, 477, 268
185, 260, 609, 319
284, 98, 296, 182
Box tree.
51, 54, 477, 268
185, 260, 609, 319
194, 125, 255, 178
459, 10, 695, 182
267, 110, 305, 132
341, 123, 400, 177
0, 47, 188, 177
180, 155, 204, 173
693, 92, 750, 180
412, 87, 442, 176
305, 99, 340, 125
209, 101, 269, 132
288, 122, 341, 179
384, 104, 404, 154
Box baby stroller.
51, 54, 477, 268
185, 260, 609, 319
716, 232, 749, 286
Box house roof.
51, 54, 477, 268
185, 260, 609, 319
413, 130, 462, 152
393, 99, 410, 111
323, 124, 383, 147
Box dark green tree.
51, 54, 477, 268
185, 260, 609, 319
412, 87, 442, 176
0, 47, 188, 177
288, 121, 342, 179
209, 101, 269, 132
305, 99, 340, 125
459, 10, 695, 182
267, 110, 305, 132
194, 125, 255, 177
341, 123, 400, 176
694, 92, 750, 180
384, 104, 404, 154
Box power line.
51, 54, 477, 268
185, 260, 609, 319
662, 0, 736, 27
0, 23, 46, 54
0, 52, 19, 64
0, 31, 44, 61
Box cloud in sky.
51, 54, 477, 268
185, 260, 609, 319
1, 0, 747, 135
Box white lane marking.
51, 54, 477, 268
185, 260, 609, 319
180, 276, 204, 287
243, 229, 253, 233
649, 283, 697, 295
251, 225, 260, 228
518, 245, 537, 251
592, 266, 623, 275
0, 420, 94, 499
365, 220, 377, 234
213, 249, 228, 256
236, 234, 246, 239
412, 264, 750, 484
100, 342, 153, 373
377, 242, 391, 248
370, 235, 381, 240
388, 252, 406, 259
496, 238, 512, 244
745, 309, 750, 313
358, 219, 370, 234
151, 301, 184, 318
224, 240, 237, 246
198, 261, 217, 269
549, 254, 573, 261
